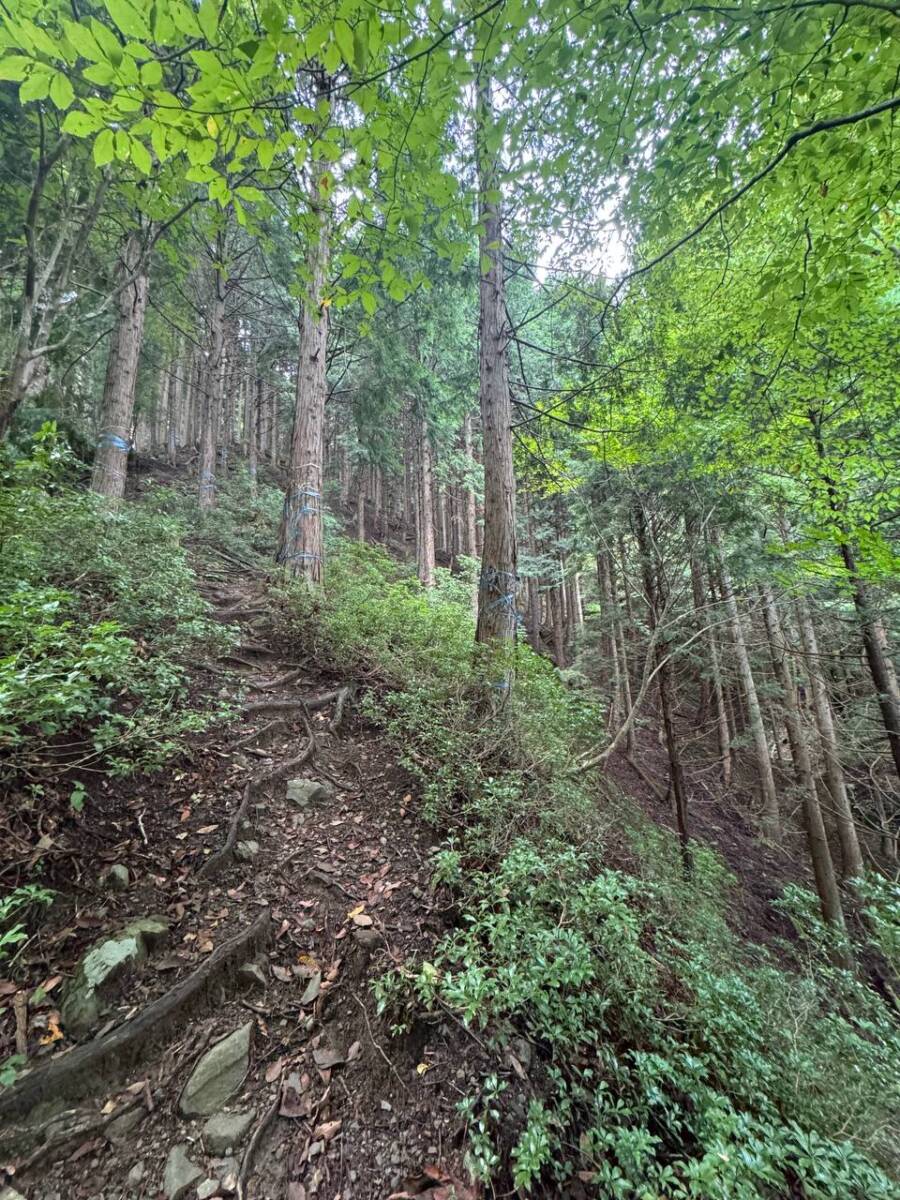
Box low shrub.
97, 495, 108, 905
0, 425, 234, 783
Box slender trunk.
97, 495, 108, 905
91, 230, 149, 500
277, 108, 330, 583
473, 78, 517, 667
712, 529, 780, 837
463, 410, 478, 557
197, 271, 225, 510
760, 584, 846, 927
166, 359, 178, 466
606, 553, 635, 756
356, 474, 366, 542
795, 594, 864, 878
840, 542, 900, 783
417, 414, 435, 587
550, 568, 567, 669
635, 506, 690, 873
248, 375, 260, 494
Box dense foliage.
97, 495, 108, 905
0, 426, 232, 782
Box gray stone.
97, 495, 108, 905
1, 1188, 28, 1200
237, 962, 267, 990
234, 840, 259, 862
179, 1023, 253, 1116
196, 1181, 220, 1200
202, 1110, 255, 1154
209, 1159, 239, 1195
285, 779, 330, 808
164, 1145, 204, 1200
127, 1162, 146, 1188
60, 916, 169, 1037
353, 928, 379, 949
103, 864, 130, 891
106, 1105, 146, 1144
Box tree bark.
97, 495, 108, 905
840, 541, 900, 784
277, 107, 331, 584
795, 593, 864, 878
198, 270, 225, 510
712, 529, 780, 837
90, 231, 149, 500
417, 414, 436, 587
760, 584, 845, 927
473, 77, 517, 670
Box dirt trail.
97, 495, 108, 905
1, 549, 490, 1200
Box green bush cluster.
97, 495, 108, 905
283, 536, 899, 1199
0, 426, 234, 782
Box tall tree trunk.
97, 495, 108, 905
198, 271, 225, 510
277, 117, 331, 583
166, 359, 178, 466
712, 529, 780, 837
760, 584, 846, 927
91, 231, 149, 500
463, 410, 478, 557
795, 593, 864, 878
474, 77, 517, 668
248, 375, 260, 495
417, 414, 435, 587
635, 506, 690, 873
356, 474, 366, 543
840, 542, 900, 784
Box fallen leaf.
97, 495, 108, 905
265, 1058, 285, 1083
312, 1047, 345, 1069
179, 806, 191, 822
347, 1041, 361, 1062
197, 824, 219, 834
198, 939, 214, 954
272, 965, 292, 983
352, 913, 373, 928
286, 1184, 307, 1200
39, 1013, 64, 1045
313, 1118, 342, 1142
299, 973, 321, 1005
100, 1100, 116, 1115
346, 904, 365, 919
415, 1062, 432, 1075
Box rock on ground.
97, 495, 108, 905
179, 1022, 253, 1117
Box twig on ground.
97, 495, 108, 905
350, 991, 408, 1092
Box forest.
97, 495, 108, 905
0, 0, 898, 1196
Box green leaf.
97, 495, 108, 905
140, 59, 162, 86
130, 137, 152, 174
257, 139, 275, 169
62, 109, 103, 136
103, 0, 151, 40
333, 20, 354, 66
361, 290, 377, 316
20, 69, 52, 103
197, 0, 219, 41
235, 185, 265, 203
63, 20, 103, 61
49, 71, 75, 110
187, 138, 217, 166
93, 127, 115, 165
0, 56, 29, 82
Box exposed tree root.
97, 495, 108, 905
328, 685, 355, 734
243, 689, 342, 717
198, 782, 252, 878
250, 667, 305, 692
233, 718, 288, 750
0, 908, 271, 1135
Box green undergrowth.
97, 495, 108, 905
276, 537, 900, 1200
0, 426, 234, 786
